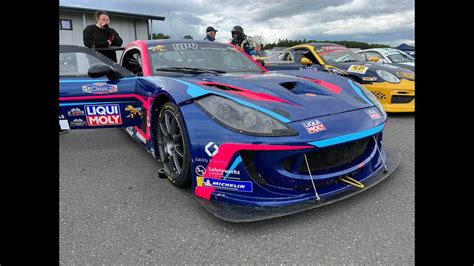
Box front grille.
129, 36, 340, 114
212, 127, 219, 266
391, 95, 414, 103
371, 91, 386, 100
282, 137, 371, 173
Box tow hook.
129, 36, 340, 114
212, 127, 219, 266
157, 168, 167, 179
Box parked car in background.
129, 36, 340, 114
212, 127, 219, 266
265, 43, 415, 112
356, 48, 414, 71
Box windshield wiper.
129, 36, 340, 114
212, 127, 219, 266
155, 67, 226, 74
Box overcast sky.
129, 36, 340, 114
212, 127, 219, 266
60, 0, 414, 47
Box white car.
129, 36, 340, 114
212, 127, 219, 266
356, 48, 414, 71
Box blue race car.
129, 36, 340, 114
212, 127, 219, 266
59, 40, 400, 222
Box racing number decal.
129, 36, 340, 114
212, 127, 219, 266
347, 65, 369, 74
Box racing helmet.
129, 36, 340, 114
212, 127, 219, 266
231, 25, 245, 44
231, 25, 244, 34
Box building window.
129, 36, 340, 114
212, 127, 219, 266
59, 19, 73, 30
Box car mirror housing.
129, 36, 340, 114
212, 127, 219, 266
369, 56, 380, 62
88, 63, 123, 80
300, 57, 313, 65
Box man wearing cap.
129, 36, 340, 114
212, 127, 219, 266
204, 26, 218, 41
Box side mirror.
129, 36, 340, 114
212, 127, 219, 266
368, 56, 380, 62
88, 63, 123, 80
256, 59, 265, 66
300, 57, 313, 66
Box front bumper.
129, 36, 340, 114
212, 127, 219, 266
365, 80, 415, 112
195, 146, 401, 222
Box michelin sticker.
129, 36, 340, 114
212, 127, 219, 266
347, 65, 369, 74
196, 176, 252, 192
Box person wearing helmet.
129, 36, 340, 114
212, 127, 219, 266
230, 25, 256, 56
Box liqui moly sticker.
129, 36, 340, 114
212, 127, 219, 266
365, 109, 381, 120
302, 119, 326, 134
85, 104, 122, 126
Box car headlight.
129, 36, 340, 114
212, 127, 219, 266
195, 95, 297, 136
353, 82, 387, 119
376, 69, 400, 83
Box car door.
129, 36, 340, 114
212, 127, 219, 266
59, 45, 143, 130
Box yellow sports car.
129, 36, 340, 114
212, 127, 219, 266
265, 43, 414, 112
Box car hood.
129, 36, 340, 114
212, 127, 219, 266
331, 61, 415, 81
178, 72, 374, 123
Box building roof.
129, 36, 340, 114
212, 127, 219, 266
60, 5, 166, 21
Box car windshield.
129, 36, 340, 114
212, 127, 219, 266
387, 52, 414, 63
148, 42, 263, 75
315, 45, 365, 64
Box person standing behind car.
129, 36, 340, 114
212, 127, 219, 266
230, 25, 256, 56
203, 26, 218, 41
83, 10, 123, 62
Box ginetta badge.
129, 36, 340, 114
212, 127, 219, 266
205, 142, 219, 157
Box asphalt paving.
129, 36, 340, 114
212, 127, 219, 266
60, 113, 414, 264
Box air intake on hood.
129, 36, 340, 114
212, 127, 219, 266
202, 84, 239, 91
279, 81, 330, 96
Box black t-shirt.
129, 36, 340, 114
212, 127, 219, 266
83, 24, 123, 62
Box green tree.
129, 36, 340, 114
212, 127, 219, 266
183, 35, 193, 39
151, 33, 170, 39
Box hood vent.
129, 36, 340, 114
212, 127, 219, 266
201, 83, 239, 92
279, 81, 331, 96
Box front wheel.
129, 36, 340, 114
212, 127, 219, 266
157, 102, 191, 187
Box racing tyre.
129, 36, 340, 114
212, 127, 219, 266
157, 102, 191, 187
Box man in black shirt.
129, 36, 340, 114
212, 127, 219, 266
83, 10, 123, 62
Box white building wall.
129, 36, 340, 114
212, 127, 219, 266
59, 12, 85, 45
60, 11, 150, 47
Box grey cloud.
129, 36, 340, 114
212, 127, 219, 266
60, 0, 413, 45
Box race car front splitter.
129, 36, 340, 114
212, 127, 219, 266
195, 147, 401, 222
